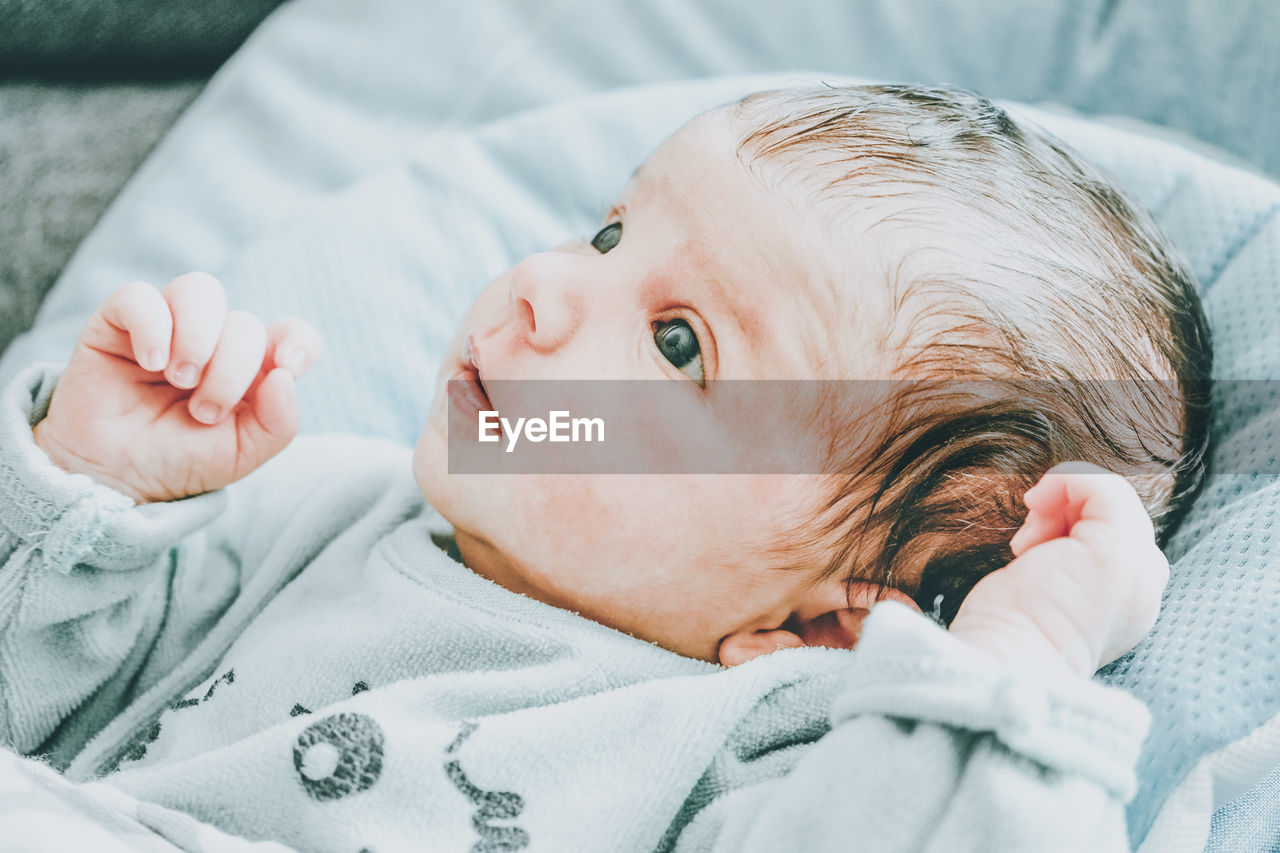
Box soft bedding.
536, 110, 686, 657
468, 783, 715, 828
2, 1, 1279, 851
0, 0, 289, 356
6, 0, 1280, 368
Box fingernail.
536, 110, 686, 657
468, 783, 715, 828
173, 362, 199, 388
141, 349, 167, 371
284, 348, 306, 376
193, 402, 220, 424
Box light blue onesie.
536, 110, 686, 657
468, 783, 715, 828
0, 364, 1150, 852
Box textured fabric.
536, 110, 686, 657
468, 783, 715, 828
1140, 711, 1280, 852
0, 750, 291, 852
2, 57, 1280, 849
1206, 762, 1280, 853
5, 0, 1280, 364
0, 0, 287, 77
0, 82, 201, 357
3, 0, 1278, 357
1, 1, 1278, 848
0, 363, 1151, 852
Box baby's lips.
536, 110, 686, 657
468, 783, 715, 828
463, 333, 484, 375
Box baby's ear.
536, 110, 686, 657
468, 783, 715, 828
717, 583, 921, 668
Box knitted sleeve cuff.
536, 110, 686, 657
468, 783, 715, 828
0, 363, 226, 575
834, 600, 1151, 802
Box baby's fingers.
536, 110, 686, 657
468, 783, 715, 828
188, 311, 268, 425
1008, 502, 1068, 557
162, 272, 228, 389
85, 281, 174, 370
1029, 461, 1154, 538
1010, 462, 1156, 556
264, 317, 324, 378
234, 367, 300, 471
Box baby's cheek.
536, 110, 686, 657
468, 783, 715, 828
411, 427, 446, 501
528, 476, 627, 531
521, 476, 687, 564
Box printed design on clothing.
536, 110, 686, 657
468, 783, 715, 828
105, 665, 233, 772
170, 668, 235, 711
106, 718, 163, 772
289, 680, 371, 718
445, 721, 530, 853
293, 712, 386, 802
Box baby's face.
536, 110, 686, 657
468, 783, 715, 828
413, 108, 904, 664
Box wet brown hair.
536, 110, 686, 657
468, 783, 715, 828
733, 84, 1212, 624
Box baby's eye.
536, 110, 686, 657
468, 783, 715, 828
654, 319, 705, 386
591, 222, 622, 254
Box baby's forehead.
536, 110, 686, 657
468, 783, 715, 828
625, 113, 903, 380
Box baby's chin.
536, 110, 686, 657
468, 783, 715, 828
411, 406, 498, 553
411, 411, 451, 512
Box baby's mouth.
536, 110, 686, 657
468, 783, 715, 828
463, 335, 494, 408
447, 334, 498, 428
450, 364, 493, 410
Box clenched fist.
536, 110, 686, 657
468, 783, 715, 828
31, 272, 322, 504
949, 462, 1170, 678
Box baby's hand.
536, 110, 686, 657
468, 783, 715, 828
948, 462, 1169, 678
32, 273, 322, 504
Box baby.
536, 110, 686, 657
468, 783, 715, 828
3, 84, 1209, 852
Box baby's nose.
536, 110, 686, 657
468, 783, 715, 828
507, 252, 589, 353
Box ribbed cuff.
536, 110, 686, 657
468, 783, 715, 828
0, 363, 226, 574
835, 600, 1150, 802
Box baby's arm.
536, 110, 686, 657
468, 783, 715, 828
673, 464, 1164, 852
31, 272, 321, 504
0, 273, 322, 762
